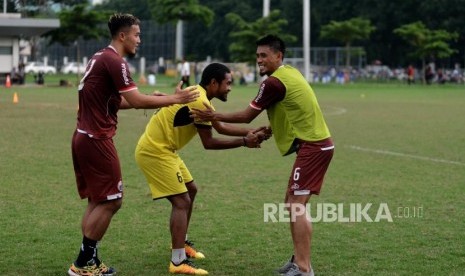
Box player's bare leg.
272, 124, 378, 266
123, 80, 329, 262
82, 199, 122, 240
185, 181, 197, 230
287, 193, 312, 273
167, 193, 207, 274
168, 193, 191, 251
69, 199, 121, 276
183, 181, 205, 259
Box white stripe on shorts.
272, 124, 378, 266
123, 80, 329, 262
77, 128, 94, 138
294, 190, 311, 195
321, 145, 335, 151
107, 193, 122, 200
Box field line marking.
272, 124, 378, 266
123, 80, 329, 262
323, 106, 347, 116
347, 145, 465, 166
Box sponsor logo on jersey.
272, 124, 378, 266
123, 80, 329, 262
121, 63, 130, 85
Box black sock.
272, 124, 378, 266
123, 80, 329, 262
75, 236, 97, 267
94, 243, 101, 266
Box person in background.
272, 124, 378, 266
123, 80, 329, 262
181, 57, 191, 88
407, 65, 415, 85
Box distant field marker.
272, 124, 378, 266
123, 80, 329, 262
347, 145, 464, 166
324, 106, 347, 116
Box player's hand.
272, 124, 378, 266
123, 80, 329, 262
174, 82, 199, 104
244, 131, 261, 148
253, 126, 272, 142
190, 102, 216, 121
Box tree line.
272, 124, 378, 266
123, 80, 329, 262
12, 0, 465, 69
183, 0, 463, 69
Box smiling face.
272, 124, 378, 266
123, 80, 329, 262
108, 14, 141, 58
213, 72, 233, 102
256, 45, 283, 76
122, 24, 141, 58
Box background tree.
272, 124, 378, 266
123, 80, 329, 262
12, 0, 53, 17
17, 0, 465, 70
320, 17, 375, 68
148, 0, 214, 60
184, 0, 262, 61
43, 4, 110, 75
394, 21, 458, 83
226, 9, 296, 64
149, 0, 213, 26
95, 0, 152, 20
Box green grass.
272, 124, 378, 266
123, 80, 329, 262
0, 80, 464, 275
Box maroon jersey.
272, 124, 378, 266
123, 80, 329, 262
249, 76, 286, 111
76, 46, 137, 139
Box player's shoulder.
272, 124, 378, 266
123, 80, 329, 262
186, 95, 210, 110
95, 47, 124, 63
263, 75, 285, 89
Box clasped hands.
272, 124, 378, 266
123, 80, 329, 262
190, 103, 272, 148
243, 126, 273, 148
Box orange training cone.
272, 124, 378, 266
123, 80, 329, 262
5, 75, 11, 88
13, 92, 18, 104
139, 74, 147, 85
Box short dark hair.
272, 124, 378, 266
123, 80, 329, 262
108, 13, 140, 38
199, 63, 231, 87
256, 34, 286, 57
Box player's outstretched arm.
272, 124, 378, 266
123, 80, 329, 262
212, 122, 272, 147
197, 128, 262, 150
212, 121, 254, 137
120, 82, 199, 109
190, 103, 261, 124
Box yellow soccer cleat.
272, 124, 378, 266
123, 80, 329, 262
68, 260, 101, 276
185, 240, 205, 259
169, 259, 208, 275
96, 262, 116, 276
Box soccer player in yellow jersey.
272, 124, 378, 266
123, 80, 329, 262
191, 35, 334, 276
135, 63, 271, 275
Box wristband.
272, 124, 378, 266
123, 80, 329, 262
243, 137, 247, 147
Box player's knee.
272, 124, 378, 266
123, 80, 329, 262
107, 198, 123, 213
186, 181, 197, 198
169, 194, 191, 210
178, 198, 191, 210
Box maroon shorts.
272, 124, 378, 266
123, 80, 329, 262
288, 138, 334, 196
71, 130, 123, 203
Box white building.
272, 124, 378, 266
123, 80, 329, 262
0, 13, 59, 78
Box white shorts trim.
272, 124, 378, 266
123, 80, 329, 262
294, 190, 311, 195
107, 193, 122, 200
77, 128, 94, 138
321, 145, 335, 151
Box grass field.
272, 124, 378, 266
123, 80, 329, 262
0, 78, 464, 275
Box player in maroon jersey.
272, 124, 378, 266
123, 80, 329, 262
68, 13, 198, 276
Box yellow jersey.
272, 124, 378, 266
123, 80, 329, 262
137, 85, 213, 152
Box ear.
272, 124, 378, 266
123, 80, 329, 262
209, 79, 218, 86
118, 31, 126, 41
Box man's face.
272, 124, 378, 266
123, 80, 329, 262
215, 73, 233, 102
256, 45, 282, 76
123, 24, 141, 58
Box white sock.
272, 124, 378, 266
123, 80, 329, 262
171, 248, 186, 265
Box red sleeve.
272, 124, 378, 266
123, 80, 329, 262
111, 59, 137, 93
98, 48, 136, 93
250, 76, 285, 110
